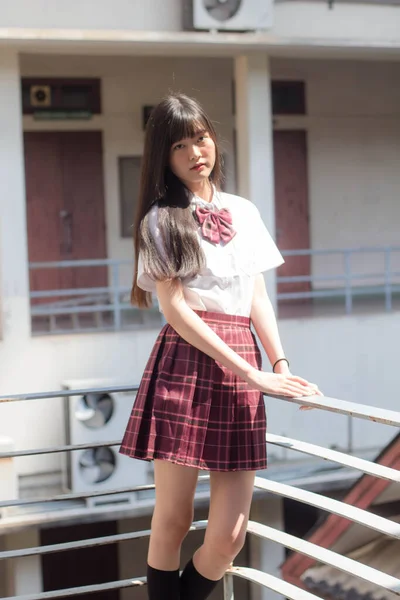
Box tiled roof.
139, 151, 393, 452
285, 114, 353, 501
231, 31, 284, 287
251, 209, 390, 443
302, 533, 400, 600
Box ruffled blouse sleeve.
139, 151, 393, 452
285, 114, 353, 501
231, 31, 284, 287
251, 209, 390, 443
136, 205, 168, 293
239, 202, 284, 276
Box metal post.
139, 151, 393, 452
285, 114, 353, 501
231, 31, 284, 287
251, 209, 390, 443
112, 263, 122, 330
223, 573, 235, 600
344, 251, 352, 315
384, 248, 392, 312
347, 415, 353, 454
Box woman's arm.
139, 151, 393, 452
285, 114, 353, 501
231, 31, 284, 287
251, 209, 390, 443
156, 279, 317, 398
250, 274, 321, 399
250, 273, 289, 375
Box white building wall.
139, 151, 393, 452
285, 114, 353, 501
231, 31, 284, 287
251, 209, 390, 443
20, 54, 400, 289
0, 53, 398, 479
273, 1, 400, 44
272, 58, 400, 287
1, 0, 400, 48
0, 0, 182, 31
21, 54, 235, 292
275, 311, 400, 458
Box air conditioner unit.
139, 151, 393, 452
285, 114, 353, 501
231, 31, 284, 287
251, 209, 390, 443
191, 0, 273, 31
63, 379, 151, 507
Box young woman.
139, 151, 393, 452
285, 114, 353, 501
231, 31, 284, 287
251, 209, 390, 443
120, 93, 321, 600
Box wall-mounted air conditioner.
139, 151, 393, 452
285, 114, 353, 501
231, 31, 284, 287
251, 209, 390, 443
63, 379, 151, 507
190, 0, 273, 31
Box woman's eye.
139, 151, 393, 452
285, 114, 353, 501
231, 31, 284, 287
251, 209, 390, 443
173, 143, 184, 151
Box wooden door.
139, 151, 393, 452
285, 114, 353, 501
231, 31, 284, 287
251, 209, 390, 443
24, 131, 107, 303
273, 130, 311, 295
41, 521, 119, 600
24, 132, 64, 298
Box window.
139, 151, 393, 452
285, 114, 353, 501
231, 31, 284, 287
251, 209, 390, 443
119, 156, 142, 238
272, 81, 306, 115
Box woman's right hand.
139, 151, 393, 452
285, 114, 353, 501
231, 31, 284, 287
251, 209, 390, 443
247, 369, 321, 398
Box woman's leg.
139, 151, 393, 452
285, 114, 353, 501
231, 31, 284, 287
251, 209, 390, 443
147, 460, 198, 600
180, 470, 256, 600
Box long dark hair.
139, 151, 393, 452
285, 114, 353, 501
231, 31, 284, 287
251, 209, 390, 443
131, 93, 223, 308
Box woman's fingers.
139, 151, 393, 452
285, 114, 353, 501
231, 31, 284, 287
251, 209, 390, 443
288, 375, 321, 394
282, 382, 315, 398
258, 372, 323, 402
268, 372, 324, 405
281, 381, 323, 399
289, 375, 314, 387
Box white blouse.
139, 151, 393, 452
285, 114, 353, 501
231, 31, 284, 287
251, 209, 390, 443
137, 190, 284, 317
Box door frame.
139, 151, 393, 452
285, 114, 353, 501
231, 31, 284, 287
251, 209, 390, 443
273, 111, 311, 286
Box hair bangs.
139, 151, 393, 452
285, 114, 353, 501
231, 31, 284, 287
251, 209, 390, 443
167, 104, 208, 147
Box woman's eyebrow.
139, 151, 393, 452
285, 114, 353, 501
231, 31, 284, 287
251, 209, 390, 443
192, 128, 207, 137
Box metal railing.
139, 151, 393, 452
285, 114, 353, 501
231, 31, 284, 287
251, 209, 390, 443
278, 246, 400, 314
28, 245, 400, 334
1, 385, 400, 600
29, 258, 163, 335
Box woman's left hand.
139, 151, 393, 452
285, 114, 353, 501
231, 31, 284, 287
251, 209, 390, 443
273, 361, 323, 409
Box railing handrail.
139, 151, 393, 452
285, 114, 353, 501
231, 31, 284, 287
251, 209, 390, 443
0, 521, 208, 561
0, 578, 147, 600
282, 245, 400, 256
266, 433, 400, 483
1, 385, 399, 428
28, 245, 400, 268
29, 258, 133, 269
253, 477, 400, 539
246, 520, 400, 593
2, 431, 400, 484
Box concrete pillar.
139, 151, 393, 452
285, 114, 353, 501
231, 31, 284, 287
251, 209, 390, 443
249, 496, 285, 600
0, 49, 30, 342
6, 529, 43, 596
234, 54, 278, 307
0, 436, 17, 516
0, 437, 18, 596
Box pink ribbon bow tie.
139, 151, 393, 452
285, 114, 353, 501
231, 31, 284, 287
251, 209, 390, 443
195, 205, 236, 245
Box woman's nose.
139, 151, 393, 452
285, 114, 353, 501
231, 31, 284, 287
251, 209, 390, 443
190, 145, 201, 160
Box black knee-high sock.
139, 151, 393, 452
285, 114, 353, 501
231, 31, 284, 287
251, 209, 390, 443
180, 558, 220, 600
146, 564, 180, 600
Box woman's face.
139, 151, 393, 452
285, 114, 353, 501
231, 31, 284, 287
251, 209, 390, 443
169, 128, 216, 190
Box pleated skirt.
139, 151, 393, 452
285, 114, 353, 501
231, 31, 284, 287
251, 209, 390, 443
119, 310, 267, 471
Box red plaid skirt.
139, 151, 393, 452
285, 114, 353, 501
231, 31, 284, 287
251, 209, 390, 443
119, 310, 267, 471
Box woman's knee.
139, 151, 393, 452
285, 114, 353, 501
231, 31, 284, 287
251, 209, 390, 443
206, 529, 247, 563
152, 505, 194, 545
